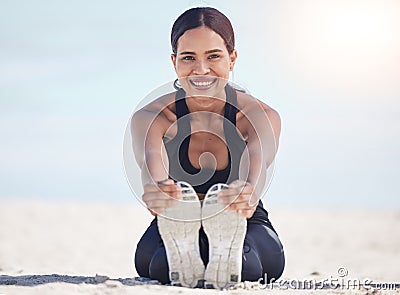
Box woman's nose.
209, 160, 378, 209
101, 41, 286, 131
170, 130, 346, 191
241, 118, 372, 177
193, 59, 210, 75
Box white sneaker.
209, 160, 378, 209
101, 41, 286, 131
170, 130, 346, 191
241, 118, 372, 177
201, 183, 247, 289
157, 181, 204, 288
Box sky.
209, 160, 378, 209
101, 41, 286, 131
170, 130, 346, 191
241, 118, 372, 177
1, 0, 399, 209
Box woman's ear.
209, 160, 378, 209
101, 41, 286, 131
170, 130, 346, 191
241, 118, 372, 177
229, 49, 238, 71
171, 53, 177, 71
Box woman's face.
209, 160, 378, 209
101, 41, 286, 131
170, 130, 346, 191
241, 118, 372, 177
171, 26, 237, 98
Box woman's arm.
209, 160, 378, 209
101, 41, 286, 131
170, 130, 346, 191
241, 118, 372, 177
130, 107, 181, 216
131, 108, 171, 184
235, 99, 281, 197
244, 105, 281, 191
219, 101, 281, 219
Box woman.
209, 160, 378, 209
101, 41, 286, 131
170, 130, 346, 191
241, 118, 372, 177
130, 7, 285, 288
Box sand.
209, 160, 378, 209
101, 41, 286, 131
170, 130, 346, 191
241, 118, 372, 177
0, 200, 399, 294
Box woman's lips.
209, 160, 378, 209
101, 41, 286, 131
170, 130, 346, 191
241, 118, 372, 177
189, 77, 217, 90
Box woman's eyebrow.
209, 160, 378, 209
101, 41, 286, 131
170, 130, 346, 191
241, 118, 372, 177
178, 49, 224, 56
205, 49, 223, 54
178, 51, 196, 55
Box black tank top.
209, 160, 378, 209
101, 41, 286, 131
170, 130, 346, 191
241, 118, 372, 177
163, 84, 246, 194
162, 83, 276, 231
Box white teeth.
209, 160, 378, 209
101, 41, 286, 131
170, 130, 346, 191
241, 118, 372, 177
192, 80, 213, 87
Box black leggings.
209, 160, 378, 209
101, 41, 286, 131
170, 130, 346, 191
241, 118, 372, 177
134, 220, 285, 284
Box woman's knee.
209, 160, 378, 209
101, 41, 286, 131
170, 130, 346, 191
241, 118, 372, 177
241, 244, 263, 281
245, 224, 285, 283
263, 249, 285, 283
134, 222, 163, 278
149, 247, 170, 284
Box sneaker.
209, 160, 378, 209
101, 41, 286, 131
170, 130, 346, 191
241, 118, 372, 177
201, 183, 247, 289
157, 181, 204, 287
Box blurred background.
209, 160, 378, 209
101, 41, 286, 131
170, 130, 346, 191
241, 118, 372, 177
1, 0, 399, 209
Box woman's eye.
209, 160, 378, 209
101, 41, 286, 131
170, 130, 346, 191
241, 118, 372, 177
208, 54, 220, 59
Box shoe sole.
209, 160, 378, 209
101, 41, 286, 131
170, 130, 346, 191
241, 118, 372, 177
201, 183, 247, 289
157, 181, 205, 288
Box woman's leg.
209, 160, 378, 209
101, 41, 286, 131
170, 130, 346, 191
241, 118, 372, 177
135, 221, 284, 285
242, 223, 285, 283
135, 221, 207, 285
134, 221, 169, 283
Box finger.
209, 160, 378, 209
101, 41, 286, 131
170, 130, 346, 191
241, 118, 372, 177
248, 196, 259, 208
157, 179, 174, 185
229, 179, 247, 188
148, 207, 158, 216
144, 183, 158, 192
237, 209, 256, 219
218, 192, 252, 205
144, 179, 174, 191
142, 190, 181, 202
146, 198, 178, 211
219, 185, 253, 197
142, 191, 165, 202
144, 183, 174, 193
156, 186, 182, 200
226, 201, 255, 211
158, 180, 182, 195
226, 202, 257, 211
149, 207, 165, 215
144, 182, 182, 195
230, 180, 254, 192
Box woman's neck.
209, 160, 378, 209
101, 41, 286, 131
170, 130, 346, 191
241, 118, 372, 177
185, 90, 227, 115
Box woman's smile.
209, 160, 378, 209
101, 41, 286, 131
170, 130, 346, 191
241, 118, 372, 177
188, 76, 218, 90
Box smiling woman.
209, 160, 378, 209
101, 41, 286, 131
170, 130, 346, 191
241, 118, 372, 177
125, 6, 285, 289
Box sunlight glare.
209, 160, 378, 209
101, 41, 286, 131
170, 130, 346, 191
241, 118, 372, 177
322, 2, 399, 50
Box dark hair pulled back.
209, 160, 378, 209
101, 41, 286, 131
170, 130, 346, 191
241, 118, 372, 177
171, 7, 235, 56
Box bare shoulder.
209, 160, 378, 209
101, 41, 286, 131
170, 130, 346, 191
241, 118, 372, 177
236, 90, 281, 129
132, 91, 177, 123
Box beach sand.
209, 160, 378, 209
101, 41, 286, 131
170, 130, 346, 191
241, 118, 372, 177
0, 200, 399, 294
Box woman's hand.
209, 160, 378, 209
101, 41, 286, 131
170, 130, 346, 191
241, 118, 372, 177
217, 180, 259, 218
142, 179, 182, 216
